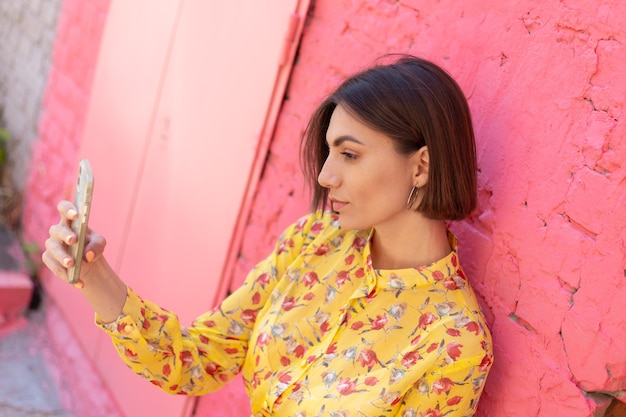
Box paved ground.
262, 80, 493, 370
0, 305, 73, 417
0, 220, 72, 416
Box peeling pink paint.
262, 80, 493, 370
23, 0, 626, 416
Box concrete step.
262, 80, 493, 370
0, 223, 34, 321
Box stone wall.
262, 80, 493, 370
0, 0, 62, 193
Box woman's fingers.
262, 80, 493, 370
41, 243, 70, 281
57, 199, 77, 218
44, 200, 108, 287
48, 222, 76, 246
84, 231, 107, 262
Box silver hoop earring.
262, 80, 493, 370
406, 186, 419, 209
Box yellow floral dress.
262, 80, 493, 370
99, 211, 493, 417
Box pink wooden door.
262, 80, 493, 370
46, 0, 309, 416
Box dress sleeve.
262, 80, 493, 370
96, 212, 326, 395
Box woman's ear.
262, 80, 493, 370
411, 146, 429, 186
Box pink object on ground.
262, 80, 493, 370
0, 271, 33, 319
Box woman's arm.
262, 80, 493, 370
42, 200, 127, 322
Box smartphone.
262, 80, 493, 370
67, 159, 94, 284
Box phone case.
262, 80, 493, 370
67, 159, 94, 284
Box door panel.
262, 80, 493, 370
65, 0, 309, 416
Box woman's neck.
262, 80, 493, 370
369, 214, 451, 270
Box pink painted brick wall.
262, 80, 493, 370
22, 0, 122, 416
24, 0, 625, 416
23, 0, 110, 249
228, 1, 626, 416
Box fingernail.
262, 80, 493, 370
68, 209, 77, 217
73, 279, 84, 289
63, 257, 72, 267
86, 251, 95, 262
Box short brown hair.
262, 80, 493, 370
300, 55, 477, 220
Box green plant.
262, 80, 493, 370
0, 127, 8, 170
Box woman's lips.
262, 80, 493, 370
331, 200, 348, 212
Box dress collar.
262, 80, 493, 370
353, 229, 461, 298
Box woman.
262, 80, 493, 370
43, 55, 493, 416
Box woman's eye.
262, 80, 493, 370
341, 151, 357, 160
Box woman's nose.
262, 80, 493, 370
318, 158, 340, 188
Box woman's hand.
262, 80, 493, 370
42, 200, 106, 287
42, 200, 128, 323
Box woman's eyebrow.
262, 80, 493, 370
326, 135, 364, 147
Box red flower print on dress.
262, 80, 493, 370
204, 361, 222, 376
442, 277, 458, 290
446, 328, 462, 337
370, 314, 388, 330
163, 363, 171, 377
280, 356, 291, 366
293, 344, 307, 358
446, 395, 462, 406
256, 331, 270, 347
364, 376, 378, 386
447, 342, 463, 361
336, 270, 350, 287
351, 321, 364, 330
256, 273, 270, 288
421, 408, 443, 417
401, 350, 421, 368
117, 322, 132, 334
180, 350, 194, 366
277, 238, 294, 254
310, 220, 324, 234
294, 217, 308, 231
419, 312, 436, 329
251, 291, 261, 304
345, 253, 355, 265
337, 377, 357, 395
357, 348, 378, 370
282, 296, 297, 311
277, 370, 292, 384
302, 272, 319, 288
431, 377, 455, 395
240, 309, 258, 324
352, 236, 367, 250
444, 275, 466, 290
355, 267, 365, 278
465, 321, 481, 335
432, 270, 444, 281
320, 320, 331, 336
479, 354, 493, 372
124, 348, 138, 360
314, 243, 330, 255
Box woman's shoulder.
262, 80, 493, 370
284, 210, 342, 239
276, 210, 355, 255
